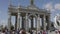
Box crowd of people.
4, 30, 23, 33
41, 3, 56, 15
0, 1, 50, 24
0, 27, 60, 34
0, 28, 49, 34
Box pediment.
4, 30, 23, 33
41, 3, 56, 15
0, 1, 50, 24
26, 5, 40, 11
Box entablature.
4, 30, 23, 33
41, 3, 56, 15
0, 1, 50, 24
8, 5, 50, 15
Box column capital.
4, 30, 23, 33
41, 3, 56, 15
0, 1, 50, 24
26, 13, 28, 18
26, 13, 28, 16
18, 12, 21, 14
38, 14, 40, 17
37, 14, 40, 20
8, 13, 11, 19
17, 13, 21, 18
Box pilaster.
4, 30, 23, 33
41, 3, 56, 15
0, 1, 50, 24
25, 13, 29, 31
46, 15, 51, 30
17, 13, 21, 29
43, 15, 46, 30
8, 13, 11, 31
31, 16, 34, 29
37, 15, 40, 31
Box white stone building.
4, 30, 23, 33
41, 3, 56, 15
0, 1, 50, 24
54, 14, 60, 30
8, 0, 51, 31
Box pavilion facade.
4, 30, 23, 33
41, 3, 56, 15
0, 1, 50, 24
8, 0, 51, 31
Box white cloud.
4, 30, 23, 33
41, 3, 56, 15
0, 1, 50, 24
55, 3, 60, 10
51, 9, 55, 12
43, 3, 52, 10
43, 2, 55, 12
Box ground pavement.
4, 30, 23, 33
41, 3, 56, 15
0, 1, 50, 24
48, 31, 58, 34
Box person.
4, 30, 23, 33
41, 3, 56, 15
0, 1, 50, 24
5, 29, 10, 34
20, 29, 26, 34
55, 30, 58, 34
0, 30, 1, 34
45, 30, 48, 34
19, 30, 22, 34
58, 30, 60, 34
26, 31, 30, 34
42, 30, 45, 34
16, 29, 20, 34
1, 28, 5, 34
37, 31, 40, 34
34, 31, 37, 34
12, 30, 15, 34
40, 31, 42, 34
29, 29, 33, 34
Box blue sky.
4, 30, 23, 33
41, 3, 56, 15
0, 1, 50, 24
0, 0, 60, 25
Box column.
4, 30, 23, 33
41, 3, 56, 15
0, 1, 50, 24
43, 15, 46, 30
15, 15, 17, 30
22, 16, 24, 29
31, 17, 33, 29
42, 16, 44, 30
37, 15, 40, 31
8, 13, 11, 31
35, 18, 37, 28
48, 15, 51, 30
25, 13, 29, 31
17, 13, 21, 29
46, 16, 49, 30
24, 18, 26, 29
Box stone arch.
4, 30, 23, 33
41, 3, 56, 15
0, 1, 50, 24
28, 14, 37, 18
28, 14, 37, 29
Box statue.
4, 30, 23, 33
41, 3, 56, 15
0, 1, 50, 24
30, 0, 34, 5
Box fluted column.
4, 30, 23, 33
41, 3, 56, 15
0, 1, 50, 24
8, 13, 11, 31
48, 15, 51, 30
31, 17, 33, 29
37, 15, 40, 31
25, 13, 29, 31
35, 18, 37, 28
15, 15, 17, 30
43, 15, 46, 30
17, 13, 21, 29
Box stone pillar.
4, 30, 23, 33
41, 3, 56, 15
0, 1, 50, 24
15, 15, 17, 30
43, 15, 46, 30
17, 13, 21, 29
22, 16, 25, 29
35, 18, 37, 28
8, 13, 11, 31
31, 16, 33, 29
25, 13, 29, 31
48, 15, 51, 30
42, 17, 44, 30
37, 15, 40, 31
22, 17, 25, 29
46, 16, 49, 30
